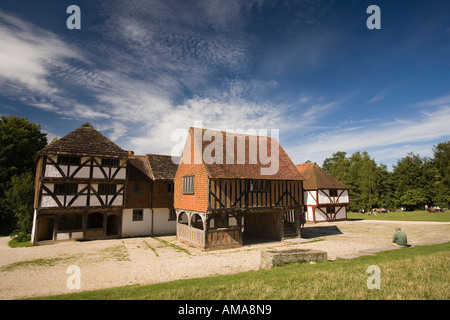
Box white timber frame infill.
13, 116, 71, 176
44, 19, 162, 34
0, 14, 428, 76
43, 155, 126, 180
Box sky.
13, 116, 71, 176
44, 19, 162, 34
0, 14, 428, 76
1, 0, 449, 170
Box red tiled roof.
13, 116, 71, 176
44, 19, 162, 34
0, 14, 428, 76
184, 127, 304, 181
295, 162, 348, 190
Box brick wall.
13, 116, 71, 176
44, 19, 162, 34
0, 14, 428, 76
174, 130, 209, 213
174, 162, 209, 213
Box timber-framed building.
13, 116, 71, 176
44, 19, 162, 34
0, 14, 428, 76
295, 162, 349, 223
31, 122, 130, 244
31, 123, 179, 244
174, 127, 305, 250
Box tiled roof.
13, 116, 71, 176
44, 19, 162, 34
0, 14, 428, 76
185, 127, 304, 181
128, 155, 152, 180
295, 162, 349, 190
36, 122, 129, 158
147, 154, 179, 180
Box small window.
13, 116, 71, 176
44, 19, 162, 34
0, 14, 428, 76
182, 176, 194, 194
134, 181, 143, 195
329, 190, 338, 197
57, 156, 81, 165
133, 209, 143, 221
98, 184, 116, 195
54, 183, 78, 195
101, 158, 119, 166
326, 207, 336, 214
168, 208, 176, 221
167, 182, 174, 195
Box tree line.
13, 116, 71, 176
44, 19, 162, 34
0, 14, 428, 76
321, 142, 450, 212
0, 115, 449, 241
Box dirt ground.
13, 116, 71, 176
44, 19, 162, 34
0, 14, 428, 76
1, 219, 449, 300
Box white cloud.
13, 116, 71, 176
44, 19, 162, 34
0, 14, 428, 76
288, 101, 450, 167
0, 11, 84, 95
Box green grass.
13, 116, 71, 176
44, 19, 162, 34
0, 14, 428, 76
1, 257, 72, 272
153, 236, 191, 255
30, 242, 450, 300
347, 210, 450, 222
7, 238, 32, 248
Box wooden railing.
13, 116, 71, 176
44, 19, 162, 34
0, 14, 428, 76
206, 227, 240, 248
177, 223, 205, 247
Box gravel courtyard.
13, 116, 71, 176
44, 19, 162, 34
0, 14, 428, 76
1, 219, 449, 300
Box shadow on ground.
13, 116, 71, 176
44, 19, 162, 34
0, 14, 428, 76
300, 225, 343, 239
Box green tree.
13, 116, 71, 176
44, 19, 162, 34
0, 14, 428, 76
4, 172, 35, 241
392, 152, 430, 210
432, 141, 450, 208
377, 163, 395, 209
323, 151, 385, 212
0, 115, 47, 235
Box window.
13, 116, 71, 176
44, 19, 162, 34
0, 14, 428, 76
98, 184, 116, 195
87, 212, 104, 229
182, 175, 194, 194
167, 182, 174, 194
54, 183, 78, 195
101, 158, 119, 166
134, 181, 143, 195
133, 209, 143, 221
58, 213, 82, 231
57, 156, 81, 165
329, 189, 338, 197
248, 180, 270, 193
326, 207, 336, 214
168, 208, 176, 221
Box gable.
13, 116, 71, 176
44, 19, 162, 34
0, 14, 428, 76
36, 122, 129, 158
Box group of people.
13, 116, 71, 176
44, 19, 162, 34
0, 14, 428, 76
425, 204, 444, 212
358, 208, 389, 215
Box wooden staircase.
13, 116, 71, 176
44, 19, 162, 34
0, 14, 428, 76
283, 221, 298, 238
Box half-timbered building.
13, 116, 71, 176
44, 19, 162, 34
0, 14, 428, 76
122, 154, 180, 237
174, 127, 305, 250
31, 122, 130, 244
295, 162, 349, 223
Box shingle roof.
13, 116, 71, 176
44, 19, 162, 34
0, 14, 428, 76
295, 162, 349, 190
147, 154, 179, 180
128, 155, 152, 180
36, 122, 129, 158
185, 127, 304, 181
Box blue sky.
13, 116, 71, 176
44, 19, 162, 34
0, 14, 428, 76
1, 0, 449, 170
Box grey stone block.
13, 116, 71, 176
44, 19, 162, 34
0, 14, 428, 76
260, 248, 328, 269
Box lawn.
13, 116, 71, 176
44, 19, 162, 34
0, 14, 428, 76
31, 242, 449, 300
347, 210, 450, 222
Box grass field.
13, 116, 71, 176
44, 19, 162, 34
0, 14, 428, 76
32, 241, 450, 300
347, 210, 450, 222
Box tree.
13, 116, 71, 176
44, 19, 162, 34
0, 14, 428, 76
323, 151, 384, 212
432, 141, 450, 207
0, 115, 47, 183
0, 115, 47, 235
392, 153, 430, 210
4, 172, 35, 241
377, 163, 395, 209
